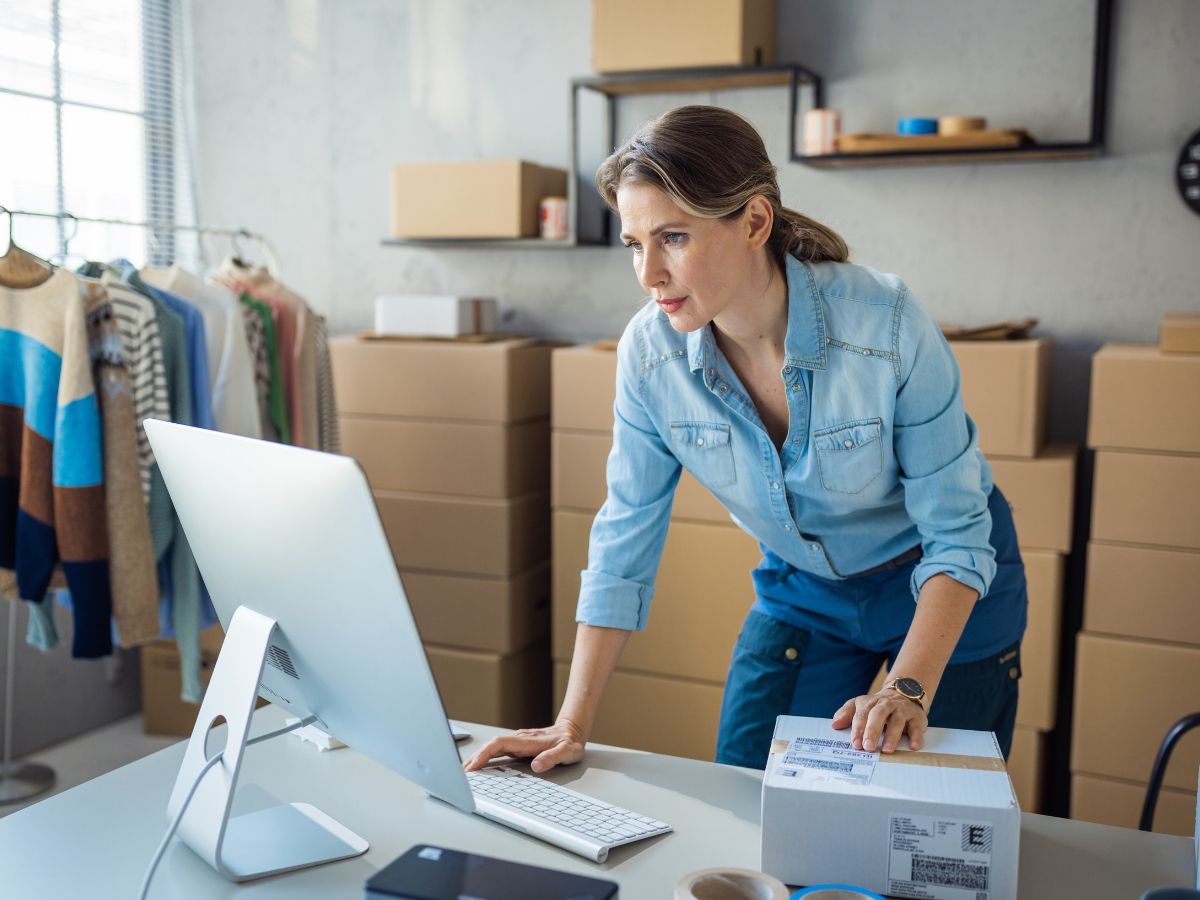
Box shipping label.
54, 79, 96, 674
887, 813, 994, 900
776, 736, 877, 787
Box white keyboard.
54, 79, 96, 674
466, 765, 672, 862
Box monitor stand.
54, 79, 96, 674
166, 605, 368, 882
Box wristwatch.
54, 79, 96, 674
886, 676, 927, 710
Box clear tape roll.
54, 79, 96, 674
674, 868, 790, 900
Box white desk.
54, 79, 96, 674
0, 706, 1194, 898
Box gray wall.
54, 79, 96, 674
188, 0, 1200, 446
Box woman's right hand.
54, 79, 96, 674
462, 717, 587, 774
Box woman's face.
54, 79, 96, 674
617, 181, 759, 334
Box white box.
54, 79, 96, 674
761, 716, 1020, 899
374, 295, 497, 338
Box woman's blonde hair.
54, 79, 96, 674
595, 105, 848, 268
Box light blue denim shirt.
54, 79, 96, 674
577, 254, 996, 633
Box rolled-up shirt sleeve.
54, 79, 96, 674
575, 324, 681, 631
892, 289, 996, 601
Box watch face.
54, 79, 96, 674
894, 677, 923, 698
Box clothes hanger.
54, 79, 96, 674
46, 213, 87, 271
0, 205, 56, 289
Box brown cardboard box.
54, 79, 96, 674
1072, 633, 1200, 791
988, 445, 1076, 552
552, 344, 617, 433
552, 510, 760, 682
552, 430, 729, 523
1161, 313, 1200, 354
1085, 541, 1200, 646
553, 662, 723, 761
1088, 344, 1200, 453
1071, 773, 1196, 837
1092, 450, 1200, 551
375, 490, 548, 577
592, 0, 775, 74
141, 642, 216, 736
200, 623, 224, 655
330, 337, 552, 424
403, 564, 549, 654
341, 417, 549, 499
426, 639, 551, 730
390, 161, 567, 239
1008, 726, 1045, 813
950, 338, 1050, 458
1015, 551, 1064, 731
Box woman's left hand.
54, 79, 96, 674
831, 689, 928, 753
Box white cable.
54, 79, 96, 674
137, 714, 318, 899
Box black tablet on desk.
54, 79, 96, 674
365, 844, 620, 900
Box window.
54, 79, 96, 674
0, 0, 197, 267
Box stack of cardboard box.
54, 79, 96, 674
1071, 318, 1200, 836
550, 344, 761, 760
332, 336, 554, 729
141, 624, 228, 736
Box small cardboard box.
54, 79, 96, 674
331, 337, 551, 424
1084, 541, 1200, 646
1092, 450, 1200, 551
950, 338, 1051, 458
1161, 313, 1200, 354
1008, 726, 1045, 814
425, 639, 550, 730
1088, 344, 1200, 453
761, 716, 1019, 899
551, 344, 618, 433
373, 295, 497, 339
592, 0, 775, 73
141, 641, 217, 736
390, 160, 567, 239
1071, 773, 1196, 837
403, 564, 549, 654
987, 444, 1076, 552
1015, 551, 1064, 731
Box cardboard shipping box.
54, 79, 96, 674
761, 716, 1019, 899
404, 564, 549, 655
987, 444, 1076, 552
552, 510, 760, 682
426, 639, 550, 730
331, 337, 551, 423
372, 295, 497, 339
1088, 344, 1200, 453
1015, 550, 1064, 731
1071, 773, 1197, 837
1072, 633, 1200, 791
552, 344, 617, 433
553, 662, 723, 762
1092, 450, 1200, 551
390, 160, 567, 239
950, 337, 1050, 458
1008, 726, 1045, 814
1084, 541, 1200, 646
341, 417, 549, 499
141, 642, 218, 737
375, 490, 548, 578
1161, 313, 1200, 354
593, 0, 775, 73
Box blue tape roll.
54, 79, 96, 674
790, 886, 886, 900
897, 117, 938, 135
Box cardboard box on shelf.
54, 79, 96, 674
341, 417, 549, 499
552, 430, 729, 523
1071, 773, 1196, 837
592, 0, 775, 73
553, 662, 723, 761
988, 445, 1076, 552
551, 344, 617, 433
1161, 313, 1200, 354
1072, 633, 1200, 791
390, 160, 567, 239
1088, 344, 1200, 453
426, 639, 551, 730
552, 510, 760, 682
761, 716, 1019, 898
403, 564, 549, 655
1008, 726, 1045, 814
1015, 551, 1064, 731
331, 337, 551, 423
375, 490, 548, 578
372, 295, 497, 339
141, 642, 216, 737
1084, 541, 1200, 646
950, 337, 1050, 458
1092, 450, 1200, 551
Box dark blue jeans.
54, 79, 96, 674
715, 486, 1027, 770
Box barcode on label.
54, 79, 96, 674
783, 757, 853, 774
911, 854, 990, 891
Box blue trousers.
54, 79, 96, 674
715, 486, 1027, 769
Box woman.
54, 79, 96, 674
466, 105, 1027, 774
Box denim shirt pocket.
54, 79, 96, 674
670, 420, 737, 488
813, 417, 884, 494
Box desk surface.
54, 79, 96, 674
0, 706, 1194, 898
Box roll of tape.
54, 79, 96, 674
938, 115, 987, 135
897, 117, 938, 135
674, 867, 790, 900
790, 886, 885, 900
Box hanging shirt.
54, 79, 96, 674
239, 300, 278, 442
239, 293, 291, 443
312, 314, 340, 453
0, 268, 113, 658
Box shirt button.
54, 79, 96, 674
791, 384, 801, 392
862, 348, 871, 356
1009, 667, 1019, 680
810, 543, 819, 552
783, 365, 793, 373
696, 438, 705, 446
719, 385, 728, 394
772, 481, 780, 490
784, 524, 792, 531
784, 647, 799, 661
843, 439, 854, 449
